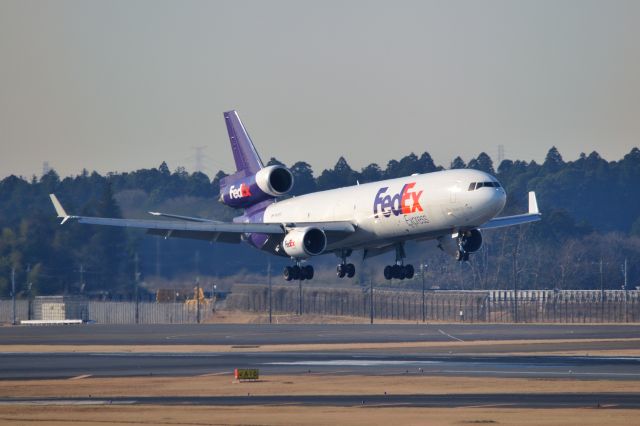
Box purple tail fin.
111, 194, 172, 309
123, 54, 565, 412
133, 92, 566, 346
224, 110, 263, 175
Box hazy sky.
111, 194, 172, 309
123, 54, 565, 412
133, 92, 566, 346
1, 0, 639, 179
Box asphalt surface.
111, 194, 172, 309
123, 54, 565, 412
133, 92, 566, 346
1, 352, 639, 380
2, 393, 639, 408
2, 324, 640, 409
1, 323, 639, 345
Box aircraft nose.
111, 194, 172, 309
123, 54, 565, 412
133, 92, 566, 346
493, 187, 507, 214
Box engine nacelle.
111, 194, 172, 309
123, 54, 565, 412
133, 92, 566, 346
255, 165, 294, 197
220, 165, 294, 209
437, 229, 483, 261
282, 227, 327, 258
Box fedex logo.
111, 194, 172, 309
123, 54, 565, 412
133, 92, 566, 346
229, 183, 252, 199
373, 182, 423, 218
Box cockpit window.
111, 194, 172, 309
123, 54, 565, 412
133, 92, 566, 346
469, 181, 502, 190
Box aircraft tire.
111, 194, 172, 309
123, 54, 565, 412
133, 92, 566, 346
391, 264, 402, 279
346, 263, 355, 278
303, 265, 314, 280
384, 265, 393, 280
283, 266, 293, 281
404, 264, 415, 279
292, 265, 302, 280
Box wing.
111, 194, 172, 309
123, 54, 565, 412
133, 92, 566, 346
49, 194, 355, 243
50, 194, 283, 243
480, 191, 541, 230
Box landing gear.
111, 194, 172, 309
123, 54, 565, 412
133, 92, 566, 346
337, 263, 355, 278
455, 250, 470, 262
336, 249, 355, 279
283, 263, 314, 281
383, 264, 414, 280
383, 243, 415, 280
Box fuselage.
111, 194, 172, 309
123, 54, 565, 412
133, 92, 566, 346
256, 169, 506, 254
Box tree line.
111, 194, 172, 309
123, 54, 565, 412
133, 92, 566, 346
1, 147, 639, 297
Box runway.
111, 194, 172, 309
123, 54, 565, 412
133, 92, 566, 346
1, 351, 639, 380
3, 393, 639, 408
1, 323, 639, 411
1, 323, 638, 345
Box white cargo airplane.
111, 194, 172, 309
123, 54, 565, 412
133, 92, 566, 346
50, 110, 541, 281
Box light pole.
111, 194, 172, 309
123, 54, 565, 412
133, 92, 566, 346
11, 267, 16, 326
369, 278, 374, 324
421, 263, 428, 323
267, 259, 272, 324
600, 258, 604, 321
196, 276, 201, 324
134, 253, 140, 324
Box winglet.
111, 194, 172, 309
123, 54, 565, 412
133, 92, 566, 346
528, 191, 540, 215
49, 194, 72, 224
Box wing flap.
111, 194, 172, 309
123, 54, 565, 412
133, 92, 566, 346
288, 221, 356, 233
74, 216, 285, 234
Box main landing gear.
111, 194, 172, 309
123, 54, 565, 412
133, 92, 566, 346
283, 262, 314, 281
383, 244, 415, 280
336, 249, 355, 279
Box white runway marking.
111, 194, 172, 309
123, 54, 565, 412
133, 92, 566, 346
68, 374, 91, 380
438, 329, 464, 342
439, 369, 640, 378
266, 360, 441, 367
0, 400, 136, 406
199, 371, 232, 377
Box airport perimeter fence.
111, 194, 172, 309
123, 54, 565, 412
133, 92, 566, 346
2, 288, 639, 324
226, 285, 640, 323
0, 299, 214, 324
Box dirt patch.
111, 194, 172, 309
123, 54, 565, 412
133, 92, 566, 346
1, 374, 639, 398
204, 309, 425, 324
0, 405, 637, 426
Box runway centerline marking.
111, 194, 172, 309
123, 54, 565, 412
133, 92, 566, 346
68, 374, 91, 380
438, 329, 464, 342
266, 360, 442, 367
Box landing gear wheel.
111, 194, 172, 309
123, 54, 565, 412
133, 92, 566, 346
391, 264, 402, 279
384, 265, 393, 280
292, 265, 302, 280
284, 266, 294, 281
404, 264, 415, 279
303, 265, 314, 280
345, 263, 355, 278
337, 264, 346, 278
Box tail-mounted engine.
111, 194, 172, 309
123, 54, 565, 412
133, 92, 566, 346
437, 229, 483, 262
220, 165, 294, 209
282, 227, 327, 258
